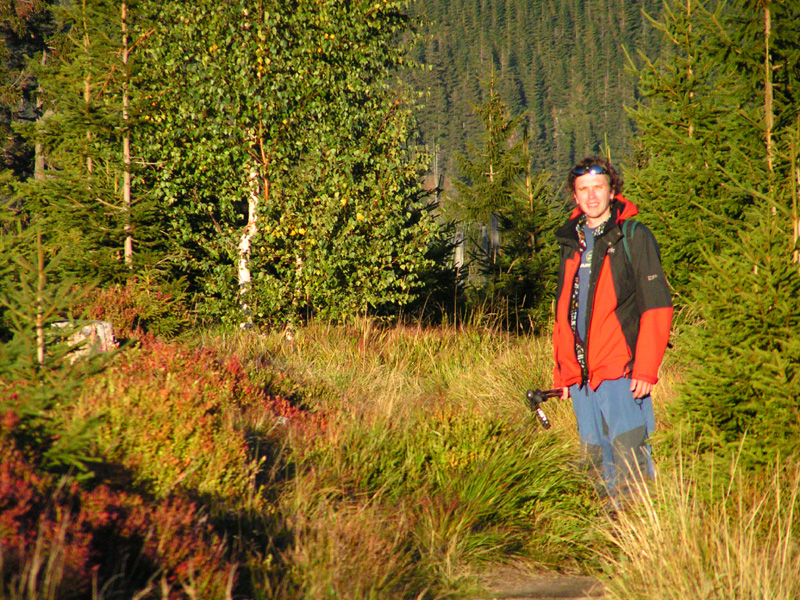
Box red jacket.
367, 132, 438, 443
552, 196, 673, 390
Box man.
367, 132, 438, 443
552, 156, 672, 505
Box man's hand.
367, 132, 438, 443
630, 379, 652, 399
560, 386, 570, 400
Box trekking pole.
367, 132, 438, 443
526, 389, 563, 430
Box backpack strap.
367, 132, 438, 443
622, 219, 638, 263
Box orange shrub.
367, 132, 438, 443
0, 436, 239, 599
78, 278, 192, 339
74, 336, 261, 501
73, 335, 326, 504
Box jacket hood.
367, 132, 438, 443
568, 193, 639, 223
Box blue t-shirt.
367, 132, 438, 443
577, 224, 597, 342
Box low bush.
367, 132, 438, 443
70, 335, 288, 504
78, 277, 193, 340
0, 434, 240, 599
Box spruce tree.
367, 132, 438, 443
630, 0, 800, 470
12, 0, 158, 282
676, 205, 800, 468
0, 228, 102, 475
452, 73, 527, 223
624, 0, 758, 303
0, 0, 57, 179
450, 75, 560, 329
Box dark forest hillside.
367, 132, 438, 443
405, 0, 664, 176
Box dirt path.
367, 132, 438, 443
469, 565, 605, 600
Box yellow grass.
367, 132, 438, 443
602, 448, 800, 600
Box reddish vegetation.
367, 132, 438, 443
0, 433, 235, 597
77, 278, 191, 339
100, 333, 328, 443
1, 279, 331, 595
1, 326, 325, 596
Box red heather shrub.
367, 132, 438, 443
262, 393, 328, 442
76, 335, 325, 502
0, 438, 69, 569
0, 439, 239, 598
76, 336, 260, 500
79, 487, 235, 599
0, 407, 21, 432
77, 278, 192, 339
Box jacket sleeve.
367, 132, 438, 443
630, 224, 673, 384
551, 244, 567, 389
552, 321, 564, 388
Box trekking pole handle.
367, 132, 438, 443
525, 388, 563, 430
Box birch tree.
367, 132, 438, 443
143, 0, 439, 324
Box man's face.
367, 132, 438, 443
572, 173, 614, 228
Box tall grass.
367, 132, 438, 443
11, 317, 798, 599
203, 318, 570, 421
196, 320, 605, 596
602, 448, 800, 600
241, 320, 605, 596
599, 346, 800, 600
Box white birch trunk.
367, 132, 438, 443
122, 0, 133, 266
239, 171, 260, 328
36, 234, 45, 366
83, 0, 93, 176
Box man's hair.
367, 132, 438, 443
566, 155, 624, 195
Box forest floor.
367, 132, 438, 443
468, 565, 605, 600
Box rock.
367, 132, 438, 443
53, 320, 118, 361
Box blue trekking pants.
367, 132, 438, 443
569, 377, 655, 500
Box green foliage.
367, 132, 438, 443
486, 172, 563, 332
0, 231, 102, 476
142, 0, 442, 324
453, 73, 528, 223
450, 77, 562, 330
624, 0, 758, 301
0, 0, 56, 179
393, 217, 462, 324
626, 0, 800, 303
11, 0, 160, 282
671, 209, 800, 469
405, 0, 665, 174
628, 0, 800, 471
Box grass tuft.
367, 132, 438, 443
602, 447, 800, 600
